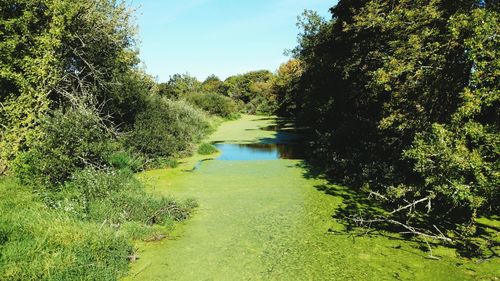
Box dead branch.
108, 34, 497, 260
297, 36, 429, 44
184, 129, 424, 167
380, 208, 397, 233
345, 195, 452, 258
389, 196, 432, 215
369, 191, 389, 201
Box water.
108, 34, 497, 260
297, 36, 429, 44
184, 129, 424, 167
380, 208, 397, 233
214, 142, 305, 160
213, 119, 306, 160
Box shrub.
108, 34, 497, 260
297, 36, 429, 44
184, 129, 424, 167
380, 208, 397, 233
197, 143, 219, 155
107, 151, 144, 172
185, 92, 239, 119
147, 157, 179, 169
12, 108, 114, 188
57, 169, 197, 225
126, 98, 212, 159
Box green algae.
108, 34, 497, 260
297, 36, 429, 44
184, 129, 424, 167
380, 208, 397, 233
125, 115, 499, 281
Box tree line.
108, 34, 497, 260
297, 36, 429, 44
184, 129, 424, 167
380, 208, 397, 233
278, 0, 499, 256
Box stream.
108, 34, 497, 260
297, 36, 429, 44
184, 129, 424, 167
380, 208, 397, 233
126, 115, 499, 281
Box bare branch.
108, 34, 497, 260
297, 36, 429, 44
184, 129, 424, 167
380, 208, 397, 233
389, 196, 432, 215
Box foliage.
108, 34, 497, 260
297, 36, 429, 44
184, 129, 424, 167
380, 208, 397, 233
0, 0, 145, 169
158, 73, 202, 99
224, 70, 277, 114
289, 0, 499, 246
0, 178, 132, 281
185, 92, 239, 119
272, 59, 304, 117
0, 170, 196, 280
125, 97, 212, 160
60, 169, 196, 224
107, 151, 144, 172
201, 74, 226, 94
156, 71, 281, 116
147, 157, 179, 170
12, 106, 114, 187
197, 143, 219, 155
0, 1, 204, 279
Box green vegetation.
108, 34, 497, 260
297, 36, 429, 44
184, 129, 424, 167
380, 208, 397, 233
197, 143, 219, 155
13, 106, 114, 187
185, 92, 239, 119
125, 98, 213, 160
127, 116, 499, 280
0, 0, 210, 279
0, 0, 498, 279
0, 177, 131, 281
277, 1, 499, 254
157, 71, 280, 117
224, 70, 277, 114
108, 151, 145, 172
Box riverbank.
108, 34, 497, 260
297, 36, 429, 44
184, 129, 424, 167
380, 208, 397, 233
126, 115, 499, 280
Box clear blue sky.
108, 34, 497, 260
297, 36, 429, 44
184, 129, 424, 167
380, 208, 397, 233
133, 0, 335, 82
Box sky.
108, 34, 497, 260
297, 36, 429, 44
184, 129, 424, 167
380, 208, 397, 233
133, 0, 335, 82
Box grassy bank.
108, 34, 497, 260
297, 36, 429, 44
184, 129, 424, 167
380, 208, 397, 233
0, 111, 224, 280
0, 171, 198, 280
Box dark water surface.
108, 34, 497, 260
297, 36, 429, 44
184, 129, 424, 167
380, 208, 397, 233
214, 142, 305, 160
213, 119, 307, 160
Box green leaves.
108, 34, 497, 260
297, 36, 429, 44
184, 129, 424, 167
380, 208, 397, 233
0, 0, 146, 170
291, 0, 499, 241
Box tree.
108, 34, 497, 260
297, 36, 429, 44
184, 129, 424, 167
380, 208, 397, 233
0, 0, 145, 170
201, 74, 225, 94
224, 70, 275, 114
290, 0, 499, 248
158, 73, 201, 99
272, 59, 304, 117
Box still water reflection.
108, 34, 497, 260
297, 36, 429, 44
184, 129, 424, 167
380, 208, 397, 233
214, 143, 305, 160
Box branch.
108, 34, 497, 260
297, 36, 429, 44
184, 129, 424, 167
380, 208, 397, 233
389, 196, 432, 215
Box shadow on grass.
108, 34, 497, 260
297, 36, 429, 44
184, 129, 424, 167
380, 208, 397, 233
255, 117, 310, 145
296, 160, 500, 259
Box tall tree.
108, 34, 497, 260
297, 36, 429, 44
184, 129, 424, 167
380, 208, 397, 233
291, 0, 499, 242
0, 0, 148, 171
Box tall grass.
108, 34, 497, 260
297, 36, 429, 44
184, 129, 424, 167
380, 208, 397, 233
197, 143, 219, 155
0, 171, 197, 280
0, 178, 130, 280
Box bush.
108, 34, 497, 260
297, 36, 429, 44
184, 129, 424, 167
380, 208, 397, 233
54, 169, 196, 225
185, 92, 239, 119
12, 108, 114, 187
146, 157, 179, 169
126, 98, 213, 159
197, 143, 219, 155
107, 151, 144, 172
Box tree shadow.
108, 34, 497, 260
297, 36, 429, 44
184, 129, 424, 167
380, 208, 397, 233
296, 161, 500, 259
254, 117, 310, 145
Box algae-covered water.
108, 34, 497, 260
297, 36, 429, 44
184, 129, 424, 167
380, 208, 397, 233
126, 115, 499, 281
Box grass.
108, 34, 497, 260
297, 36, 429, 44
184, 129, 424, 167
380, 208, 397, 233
197, 143, 219, 155
0, 170, 197, 280
126, 115, 500, 280
0, 177, 131, 280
